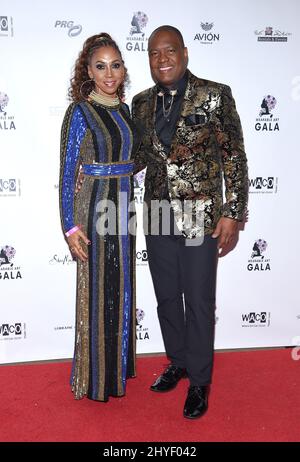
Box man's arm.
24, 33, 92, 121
212, 85, 248, 251
131, 95, 149, 174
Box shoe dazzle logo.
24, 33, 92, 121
136, 249, 148, 266
136, 308, 149, 340
0, 16, 13, 37
255, 26, 291, 42
247, 239, 270, 272
126, 11, 148, 51
248, 176, 278, 194
0, 178, 21, 197
0, 322, 26, 340
0, 245, 22, 280
255, 95, 279, 132
0, 92, 16, 131
54, 20, 82, 37
134, 169, 145, 205
194, 22, 220, 44
241, 312, 271, 327
49, 254, 75, 266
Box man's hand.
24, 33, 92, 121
212, 217, 238, 253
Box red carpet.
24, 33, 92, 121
0, 349, 299, 442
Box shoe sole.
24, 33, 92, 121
183, 406, 208, 420
150, 385, 178, 392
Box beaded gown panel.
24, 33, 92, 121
59, 100, 137, 401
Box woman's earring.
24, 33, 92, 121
80, 79, 94, 99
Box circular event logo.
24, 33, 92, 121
136, 308, 149, 340
0, 92, 9, 114
0, 91, 16, 130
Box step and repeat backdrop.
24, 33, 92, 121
1, 0, 299, 363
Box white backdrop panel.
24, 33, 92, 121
0, 0, 299, 363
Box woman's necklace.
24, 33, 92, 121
158, 89, 177, 119
88, 90, 120, 108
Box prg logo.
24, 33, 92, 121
54, 20, 82, 37
241, 312, 270, 327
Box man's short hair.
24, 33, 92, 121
148, 25, 185, 48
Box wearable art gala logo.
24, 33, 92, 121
0, 92, 16, 130
0, 245, 22, 280
255, 95, 279, 132
255, 26, 291, 42
247, 239, 270, 272
134, 169, 145, 205
194, 22, 220, 44
136, 308, 149, 340
126, 11, 148, 51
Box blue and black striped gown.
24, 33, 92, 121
59, 99, 138, 401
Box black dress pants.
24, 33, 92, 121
146, 234, 218, 386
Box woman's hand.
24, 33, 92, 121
67, 228, 90, 262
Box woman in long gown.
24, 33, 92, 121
59, 33, 138, 402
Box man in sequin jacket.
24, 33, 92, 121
132, 25, 248, 420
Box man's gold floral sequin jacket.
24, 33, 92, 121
132, 71, 248, 238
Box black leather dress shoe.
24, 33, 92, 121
183, 385, 208, 419
150, 364, 187, 392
